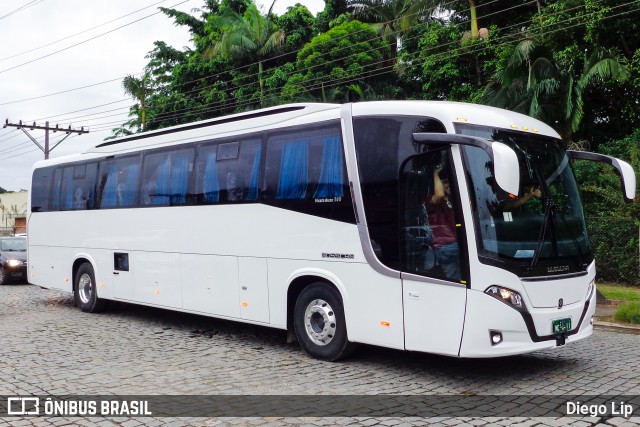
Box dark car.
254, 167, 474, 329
0, 236, 27, 284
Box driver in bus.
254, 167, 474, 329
426, 164, 461, 281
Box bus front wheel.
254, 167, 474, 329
74, 263, 107, 313
293, 283, 356, 361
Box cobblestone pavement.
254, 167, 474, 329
1, 283, 639, 426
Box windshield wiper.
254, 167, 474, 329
527, 198, 554, 272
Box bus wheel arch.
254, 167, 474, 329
288, 276, 356, 361
73, 259, 107, 313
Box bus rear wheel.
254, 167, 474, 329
293, 283, 356, 361
74, 263, 107, 313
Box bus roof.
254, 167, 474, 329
32, 101, 560, 170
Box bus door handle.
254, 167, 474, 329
113, 271, 119, 275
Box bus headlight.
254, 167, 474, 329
586, 280, 595, 301
485, 285, 524, 311
6, 259, 21, 268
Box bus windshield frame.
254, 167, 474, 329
456, 123, 594, 278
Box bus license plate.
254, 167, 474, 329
552, 318, 571, 333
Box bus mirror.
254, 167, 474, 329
412, 133, 520, 195
567, 151, 637, 203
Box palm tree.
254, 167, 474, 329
348, 0, 438, 60
207, 1, 284, 104
122, 74, 151, 131
485, 38, 628, 143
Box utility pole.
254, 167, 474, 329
2, 119, 89, 159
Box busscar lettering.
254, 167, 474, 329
322, 253, 355, 260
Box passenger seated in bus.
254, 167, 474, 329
74, 187, 86, 210
426, 165, 460, 281
226, 171, 242, 201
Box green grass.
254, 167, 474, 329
597, 283, 640, 303
614, 302, 640, 324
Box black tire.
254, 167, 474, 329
74, 263, 107, 313
0, 267, 6, 285
293, 283, 356, 361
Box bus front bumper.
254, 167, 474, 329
459, 288, 596, 358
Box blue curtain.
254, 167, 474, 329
100, 165, 118, 208
276, 141, 309, 200
61, 168, 74, 210
170, 153, 190, 205
203, 151, 219, 202
247, 145, 262, 200
121, 164, 139, 206
51, 169, 62, 211
313, 136, 344, 198
153, 157, 172, 205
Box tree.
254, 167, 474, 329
206, 1, 284, 104
122, 74, 152, 132
485, 38, 628, 144
348, 0, 437, 59
281, 19, 390, 102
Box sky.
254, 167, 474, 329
0, 0, 325, 192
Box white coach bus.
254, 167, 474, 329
27, 101, 636, 361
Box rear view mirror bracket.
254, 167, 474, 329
412, 133, 520, 196
567, 150, 637, 203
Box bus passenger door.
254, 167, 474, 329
399, 151, 467, 356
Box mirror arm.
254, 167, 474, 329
567, 150, 636, 203
412, 132, 520, 196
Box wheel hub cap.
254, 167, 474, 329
78, 273, 93, 304
304, 298, 337, 346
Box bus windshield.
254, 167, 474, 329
457, 124, 593, 277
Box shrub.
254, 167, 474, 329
614, 302, 640, 324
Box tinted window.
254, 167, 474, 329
31, 167, 54, 212
141, 147, 195, 206
264, 122, 354, 223
59, 163, 98, 210
193, 138, 262, 204
353, 116, 446, 270
97, 155, 141, 208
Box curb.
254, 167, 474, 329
593, 320, 640, 335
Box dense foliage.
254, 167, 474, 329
111, 0, 640, 282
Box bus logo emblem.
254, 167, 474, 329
558, 298, 563, 309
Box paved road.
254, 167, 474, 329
1, 283, 639, 426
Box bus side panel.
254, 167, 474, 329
239, 257, 270, 323
133, 251, 182, 309
27, 244, 50, 288
267, 259, 405, 350
181, 254, 241, 319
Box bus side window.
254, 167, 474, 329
141, 148, 194, 206
97, 156, 141, 209
58, 163, 97, 211
193, 139, 261, 204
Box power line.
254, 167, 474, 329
92, 0, 639, 133
2, 0, 466, 107
25, 0, 513, 126
0, 0, 169, 63
0, 0, 191, 75
0, 0, 44, 22
9, 0, 636, 138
